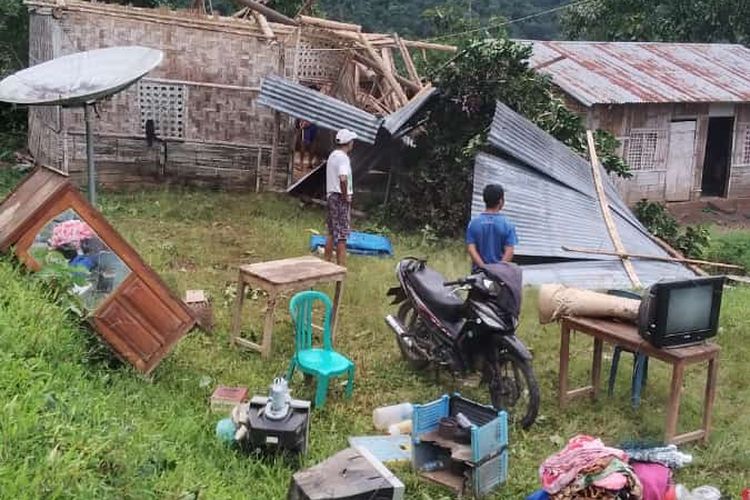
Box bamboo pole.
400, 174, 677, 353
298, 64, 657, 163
351, 53, 420, 93
252, 11, 276, 41
587, 130, 642, 288
231, 7, 249, 17
561, 246, 743, 270
356, 35, 408, 106
402, 40, 457, 53
234, 0, 298, 25
394, 33, 421, 87
299, 14, 361, 32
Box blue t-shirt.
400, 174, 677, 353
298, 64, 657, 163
466, 213, 518, 270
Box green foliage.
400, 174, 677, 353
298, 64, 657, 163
31, 249, 89, 318
0, 0, 28, 150
384, 34, 631, 237
0, 164, 25, 196
634, 200, 710, 259
562, 0, 750, 44
318, 0, 567, 39
709, 231, 750, 272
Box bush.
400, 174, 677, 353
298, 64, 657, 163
634, 200, 710, 259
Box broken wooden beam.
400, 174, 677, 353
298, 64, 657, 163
394, 33, 422, 88
351, 53, 421, 93
299, 14, 361, 32
401, 39, 457, 53
561, 246, 743, 270
357, 35, 408, 106
234, 0, 298, 25
252, 11, 276, 41
586, 130, 641, 288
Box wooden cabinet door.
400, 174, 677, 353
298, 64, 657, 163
92, 275, 194, 374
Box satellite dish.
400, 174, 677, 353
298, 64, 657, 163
0, 46, 163, 106
0, 46, 164, 205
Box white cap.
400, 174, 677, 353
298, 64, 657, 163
335, 129, 358, 145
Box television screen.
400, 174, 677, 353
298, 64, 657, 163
638, 276, 724, 348
665, 285, 715, 335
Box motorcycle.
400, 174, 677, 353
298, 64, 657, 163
384, 258, 540, 428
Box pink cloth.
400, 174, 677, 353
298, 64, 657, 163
539, 435, 630, 494
49, 220, 94, 249
632, 462, 670, 500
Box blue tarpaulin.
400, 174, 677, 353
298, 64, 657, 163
309, 231, 394, 257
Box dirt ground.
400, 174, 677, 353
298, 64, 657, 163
667, 197, 750, 230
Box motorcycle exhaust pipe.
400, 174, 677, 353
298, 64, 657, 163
385, 315, 412, 346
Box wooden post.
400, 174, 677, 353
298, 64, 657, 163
269, 112, 281, 190
358, 34, 408, 106
559, 321, 571, 408
252, 11, 276, 41
586, 130, 642, 288
394, 33, 421, 87
665, 362, 686, 443
234, 0, 298, 25
299, 15, 361, 32
591, 338, 603, 400
702, 357, 718, 444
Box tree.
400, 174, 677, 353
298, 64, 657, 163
562, 0, 750, 44
383, 35, 630, 236
0, 0, 28, 152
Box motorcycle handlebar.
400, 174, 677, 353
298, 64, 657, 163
443, 277, 476, 287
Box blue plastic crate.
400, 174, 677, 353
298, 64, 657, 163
411, 393, 509, 498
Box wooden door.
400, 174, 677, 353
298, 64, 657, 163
665, 120, 697, 201
92, 275, 194, 374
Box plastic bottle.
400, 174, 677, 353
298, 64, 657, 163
373, 403, 413, 431
388, 419, 412, 435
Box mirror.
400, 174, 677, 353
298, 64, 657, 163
29, 209, 132, 311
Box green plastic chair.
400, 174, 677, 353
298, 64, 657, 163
287, 290, 354, 408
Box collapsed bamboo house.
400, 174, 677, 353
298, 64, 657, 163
25, 0, 455, 191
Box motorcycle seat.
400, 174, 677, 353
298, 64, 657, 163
408, 266, 464, 322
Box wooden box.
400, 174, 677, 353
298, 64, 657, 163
0, 167, 196, 374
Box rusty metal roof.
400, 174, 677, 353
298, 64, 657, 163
525, 41, 750, 106
474, 102, 696, 288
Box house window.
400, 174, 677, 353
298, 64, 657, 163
138, 81, 186, 139
624, 130, 660, 171
739, 123, 750, 165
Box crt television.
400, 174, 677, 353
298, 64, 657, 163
638, 276, 725, 348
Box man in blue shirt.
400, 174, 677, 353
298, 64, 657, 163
466, 184, 518, 272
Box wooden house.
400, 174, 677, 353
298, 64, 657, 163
528, 41, 750, 204
24, 0, 450, 192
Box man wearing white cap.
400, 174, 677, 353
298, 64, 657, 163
324, 128, 357, 266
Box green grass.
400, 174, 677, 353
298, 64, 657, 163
709, 229, 750, 273
1, 188, 749, 498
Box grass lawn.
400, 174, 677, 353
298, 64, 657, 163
1, 188, 749, 499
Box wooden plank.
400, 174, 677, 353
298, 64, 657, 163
252, 11, 275, 40
665, 362, 685, 443
394, 33, 421, 87
299, 14, 360, 32
587, 130, 642, 288
358, 33, 408, 106
233, 0, 298, 25
402, 39, 457, 53
562, 245, 743, 270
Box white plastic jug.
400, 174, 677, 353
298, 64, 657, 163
373, 403, 413, 431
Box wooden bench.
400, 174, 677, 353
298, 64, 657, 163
558, 316, 719, 445
230, 256, 347, 358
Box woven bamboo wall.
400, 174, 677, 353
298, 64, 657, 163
27, 4, 295, 191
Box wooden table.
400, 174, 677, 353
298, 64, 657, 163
558, 316, 720, 445
230, 256, 347, 358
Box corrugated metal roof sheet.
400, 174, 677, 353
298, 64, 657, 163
382, 87, 438, 137
475, 102, 696, 288
257, 75, 382, 144
524, 41, 750, 106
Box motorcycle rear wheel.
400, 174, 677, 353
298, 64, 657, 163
395, 303, 429, 370
487, 353, 540, 429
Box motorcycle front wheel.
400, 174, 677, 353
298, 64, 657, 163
395, 303, 429, 370
487, 353, 540, 429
